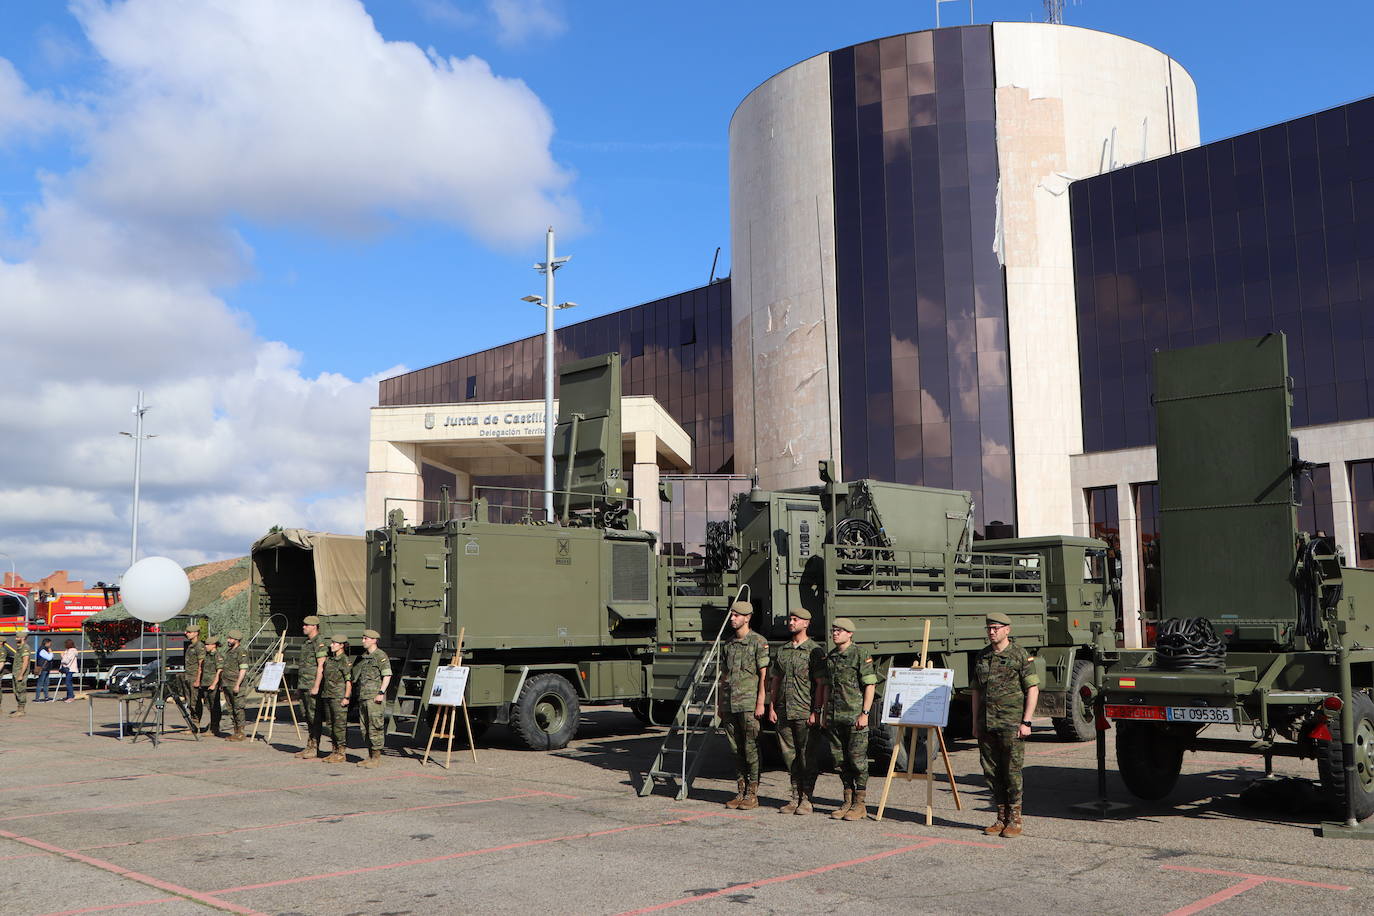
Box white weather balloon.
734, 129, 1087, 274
120, 556, 191, 623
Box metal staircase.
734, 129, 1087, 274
637, 588, 745, 800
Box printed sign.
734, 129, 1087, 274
881, 667, 954, 728
427, 666, 471, 707
257, 661, 286, 693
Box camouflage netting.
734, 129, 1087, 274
84, 556, 252, 653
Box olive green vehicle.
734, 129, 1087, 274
1100, 334, 1374, 829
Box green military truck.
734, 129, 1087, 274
1101, 334, 1374, 830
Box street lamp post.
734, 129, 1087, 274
120, 391, 156, 567
527, 227, 574, 522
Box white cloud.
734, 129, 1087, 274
488, 0, 566, 45
0, 0, 576, 583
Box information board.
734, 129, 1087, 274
880, 667, 954, 728
427, 666, 471, 707
257, 661, 286, 693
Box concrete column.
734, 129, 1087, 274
365, 441, 422, 529
1327, 461, 1356, 563
634, 430, 662, 546
1115, 482, 1142, 649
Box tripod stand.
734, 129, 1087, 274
132, 629, 199, 746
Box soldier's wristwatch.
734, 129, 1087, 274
1021, 719, 1032, 727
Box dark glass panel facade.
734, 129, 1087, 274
1350, 460, 1374, 569
1073, 96, 1374, 452
830, 26, 1015, 534
1296, 463, 1335, 540
379, 281, 734, 475
1134, 482, 1161, 627
660, 476, 753, 564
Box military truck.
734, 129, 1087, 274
690, 469, 1116, 746
1100, 334, 1374, 828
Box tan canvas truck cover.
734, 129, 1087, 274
250, 529, 366, 617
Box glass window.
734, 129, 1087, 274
1134, 483, 1162, 626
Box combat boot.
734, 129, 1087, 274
1001, 804, 1023, 838
984, 805, 1007, 836
724, 778, 747, 809
10, 709, 24, 718
843, 790, 868, 821
357, 749, 381, 768
794, 783, 814, 815
779, 780, 800, 815
830, 787, 853, 819
738, 781, 760, 810
323, 750, 347, 764
227, 726, 246, 742
294, 740, 318, 759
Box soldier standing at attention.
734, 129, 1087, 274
717, 600, 769, 810
294, 615, 328, 759
819, 618, 878, 821
201, 635, 223, 735
181, 625, 206, 733
319, 633, 353, 763
211, 630, 250, 741
353, 629, 392, 768
970, 611, 1040, 838
6, 630, 30, 717
768, 608, 824, 814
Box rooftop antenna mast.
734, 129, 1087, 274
935, 0, 973, 27
1044, 0, 1081, 24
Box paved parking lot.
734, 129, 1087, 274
2, 699, 1371, 916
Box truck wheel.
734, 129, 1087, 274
868, 723, 922, 775
1052, 660, 1096, 742
511, 673, 580, 750
1318, 691, 1374, 821
1116, 722, 1184, 800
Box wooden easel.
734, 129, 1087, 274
422, 627, 479, 768
874, 620, 963, 824
250, 632, 302, 744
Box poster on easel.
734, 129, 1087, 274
257, 661, 286, 693
428, 666, 471, 707
881, 667, 954, 728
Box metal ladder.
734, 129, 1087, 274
386, 641, 430, 739
637, 587, 746, 800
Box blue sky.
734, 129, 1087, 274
0, 0, 1370, 582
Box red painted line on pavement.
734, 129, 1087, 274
613, 841, 945, 915
1159, 864, 1350, 916
880, 833, 1003, 848
0, 851, 48, 862
0, 758, 309, 793
1161, 877, 1266, 916
81, 790, 565, 850
1160, 864, 1351, 890
0, 828, 262, 916
210, 813, 729, 895
0, 772, 424, 822
36, 898, 178, 916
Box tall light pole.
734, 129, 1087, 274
527, 226, 574, 522
120, 391, 156, 567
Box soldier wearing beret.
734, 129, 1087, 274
716, 600, 769, 809
5, 629, 31, 717
352, 629, 392, 767
971, 611, 1040, 838
819, 617, 879, 821
180, 625, 206, 733
319, 633, 353, 763
767, 607, 825, 814
201, 635, 223, 736
294, 615, 328, 759
210, 630, 250, 741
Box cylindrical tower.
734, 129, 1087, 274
729, 23, 1198, 534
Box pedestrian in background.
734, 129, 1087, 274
716, 600, 769, 810
35, 638, 54, 701
59, 639, 79, 702
970, 611, 1040, 839
768, 608, 824, 815
819, 617, 878, 821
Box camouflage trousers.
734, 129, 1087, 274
826, 722, 870, 790
194, 686, 220, 732
359, 697, 386, 752
7, 672, 26, 710
979, 729, 1025, 806
220, 685, 245, 731
323, 697, 348, 750
301, 691, 323, 745
721, 711, 761, 781
776, 718, 819, 790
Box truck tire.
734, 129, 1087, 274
511, 673, 580, 750
1116, 721, 1184, 800
1051, 660, 1096, 742
1318, 691, 1374, 821
869, 723, 923, 775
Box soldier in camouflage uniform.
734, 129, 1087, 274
767, 608, 824, 815
201, 636, 223, 735
971, 611, 1040, 838
293, 615, 328, 759
716, 600, 769, 809
819, 617, 878, 821
5, 630, 30, 717
352, 628, 392, 768
180, 625, 206, 733
210, 630, 250, 741
318, 633, 353, 763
